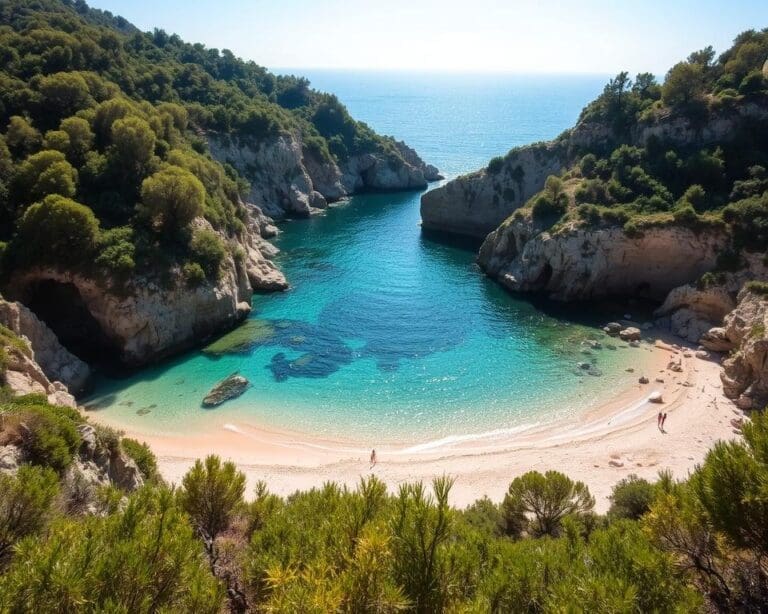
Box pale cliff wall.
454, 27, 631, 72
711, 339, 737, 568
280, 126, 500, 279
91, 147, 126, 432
209, 132, 440, 220
478, 219, 727, 301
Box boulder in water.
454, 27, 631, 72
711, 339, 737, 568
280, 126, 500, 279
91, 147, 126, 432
202, 373, 249, 407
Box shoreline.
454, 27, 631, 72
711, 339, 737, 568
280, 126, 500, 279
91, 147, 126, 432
88, 332, 743, 512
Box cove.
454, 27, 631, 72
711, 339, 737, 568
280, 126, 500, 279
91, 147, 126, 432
84, 187, 655, 443
83, 72, 655, 444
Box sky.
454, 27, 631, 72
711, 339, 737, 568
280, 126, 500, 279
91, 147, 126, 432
87, 0, 768, 75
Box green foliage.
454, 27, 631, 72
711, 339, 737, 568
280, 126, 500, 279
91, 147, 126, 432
723, 191, 768, 251
502, 470, 595, 537
0, 465, 59, 565
182, 261, 206, 287
15, 194, 99, 267
94, 225, 135, 276
608, 474, 656, 520
139, 165, 204, 235
4, 400, 82, 472
121, 437, 160, 483
0, 488, 224, 612
487, 156, 504, 175
179, 454, 245, 539
662, 62, 706, 108
189, 228, 227, 279
745, 280, 768, 296
12, 149, 77, 204
0, 0, 405, 284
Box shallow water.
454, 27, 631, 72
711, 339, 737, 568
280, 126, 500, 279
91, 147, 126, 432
85, 72, 655, 443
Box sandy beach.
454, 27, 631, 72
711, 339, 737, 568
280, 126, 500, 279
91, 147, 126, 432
97, 336, 743, 513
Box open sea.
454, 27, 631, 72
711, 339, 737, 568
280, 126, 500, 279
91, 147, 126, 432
85, 72, 657, 443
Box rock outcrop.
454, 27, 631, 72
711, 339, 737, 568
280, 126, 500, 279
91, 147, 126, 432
655, 253, 768, 343
477, 218, 727, 301
421, 142, 565, 238
5, 211, 288, 368
209, 132, 439, 220
720, 289, 768, 409
655, 284, 737, 343
0, 296, 90, 393
421, 102, 768, 240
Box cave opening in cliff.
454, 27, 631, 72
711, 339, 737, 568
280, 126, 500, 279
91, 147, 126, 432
23, 280, 118, 366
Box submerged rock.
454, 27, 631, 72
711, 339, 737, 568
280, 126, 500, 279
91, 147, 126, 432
203, 319, 276, 355
202, 373, 250, 407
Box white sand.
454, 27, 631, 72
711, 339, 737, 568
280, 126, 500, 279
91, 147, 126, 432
92, 337, 743, 513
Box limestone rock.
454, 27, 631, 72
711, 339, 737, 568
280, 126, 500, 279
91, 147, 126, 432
649, 392, 664, 404
604, 322, 622, 335
478, 219, 726, 302
639, 376, 650, 384
720, 288, 768, 409
0, 445, 22, 473
208, 132, 439, 221
203, 373, 250, 407
655, 283, 736, 343
700, 327, 734, 353
421, 142, 565, 238
0, 297, 89, 392
619, 327, 641, 342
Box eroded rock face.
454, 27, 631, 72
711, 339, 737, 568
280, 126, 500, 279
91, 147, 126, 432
655, 284, 737, 343
478, 219, 727, 301
0, 297, 90, 392
421, 142, 565, 238
720, 290, 768, 409
209, 132, 439, 220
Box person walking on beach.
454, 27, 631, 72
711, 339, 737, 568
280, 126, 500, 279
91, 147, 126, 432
370, 449, 377, 468
657, 411, 663, 429
661, 413, 668, 431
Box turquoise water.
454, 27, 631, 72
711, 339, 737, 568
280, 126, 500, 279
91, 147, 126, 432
85, 73, 653, 443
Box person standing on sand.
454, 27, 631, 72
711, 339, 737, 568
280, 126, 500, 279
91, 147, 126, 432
661, 413, 668, 431
657, 411, 663, 429
370, 449, 377, 468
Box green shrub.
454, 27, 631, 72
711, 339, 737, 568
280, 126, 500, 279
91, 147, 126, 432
487, 156, 504, 175
745, 280, 768, 296
0, 488, 224, 612
14, 194, 99, 267
531, 194, 567, 223
502, 470, 595, 537
189, 229, 226, 278
608, 474, 657, 520
183, 262, 206, 287
178, 455, 245, 539
8, 402, 82, 472
122, 438, 160, 483
0, 465, 59, 565
94, 226, 135, 276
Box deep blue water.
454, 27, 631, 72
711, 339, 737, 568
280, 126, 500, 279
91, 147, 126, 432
85, 72, 654, 443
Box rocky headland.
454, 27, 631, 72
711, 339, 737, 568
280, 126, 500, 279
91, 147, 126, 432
422, 83, 768, 410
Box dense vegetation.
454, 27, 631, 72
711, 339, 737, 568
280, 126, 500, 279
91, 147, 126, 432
0, 0, 407, 285
1, 391, 768, 611
502, 30, 768, 254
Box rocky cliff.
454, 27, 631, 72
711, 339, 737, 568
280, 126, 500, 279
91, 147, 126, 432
209, 132, 441, 220
477, 219, 727, 301
421, 102, 768, 239
421, 142, 566, 238
0, 296, 88, 407
6, 213, 285, 368
717, 288, 768, 410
